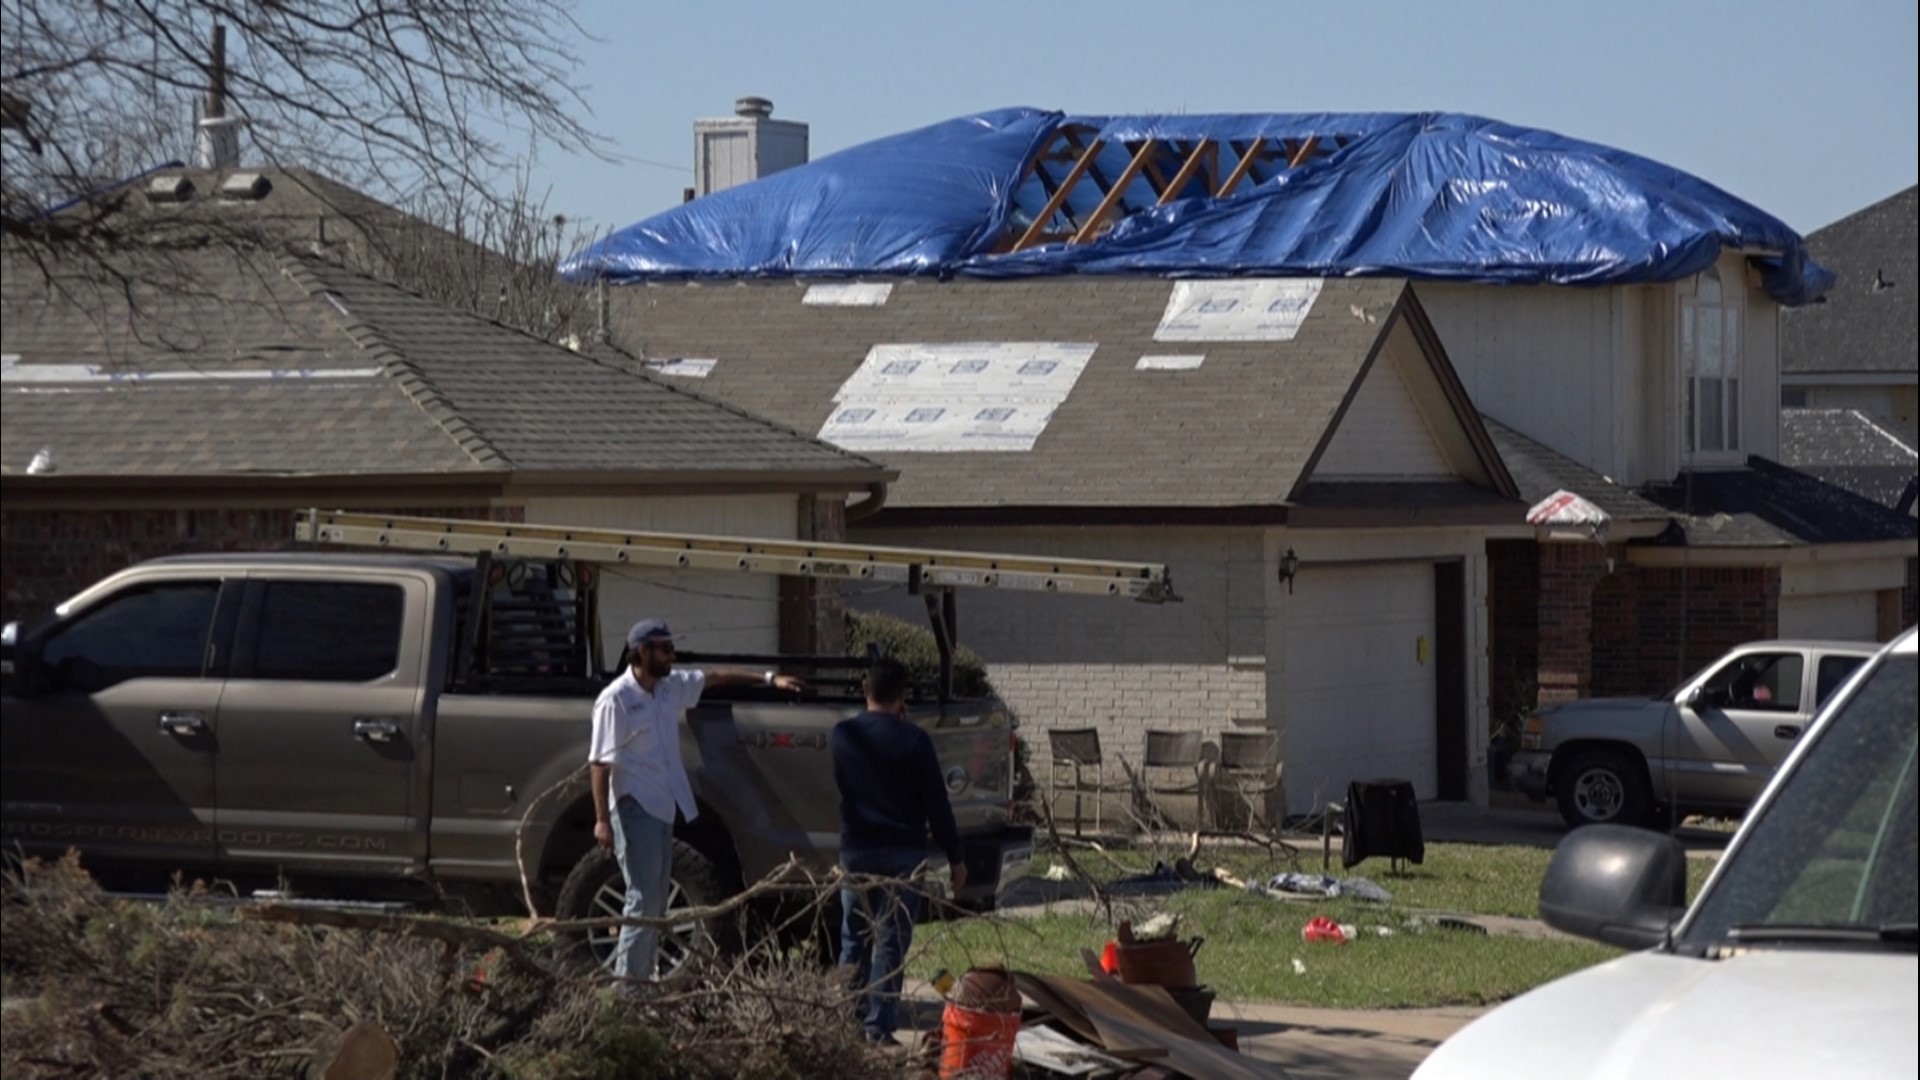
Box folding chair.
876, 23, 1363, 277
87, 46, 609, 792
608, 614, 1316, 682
1045, 727, 1110, 836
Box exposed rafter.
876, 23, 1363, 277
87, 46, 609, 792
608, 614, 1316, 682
1072, 140, 1158, 244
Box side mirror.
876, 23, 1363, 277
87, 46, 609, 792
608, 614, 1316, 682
1, 621, 48, 699
1683, 685, 1716, 710
1539, 824, 1687, 950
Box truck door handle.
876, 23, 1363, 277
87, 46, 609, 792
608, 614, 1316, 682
157, 712, 207, 737
353, 718, 401, 743
1773, 724, 1802, 740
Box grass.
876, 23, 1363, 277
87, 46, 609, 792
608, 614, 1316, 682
910, 841, 1720, 1008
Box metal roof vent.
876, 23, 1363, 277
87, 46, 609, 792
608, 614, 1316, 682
734, 96, 774, 118
219, 172, 272, 200
144, 175, 196, 203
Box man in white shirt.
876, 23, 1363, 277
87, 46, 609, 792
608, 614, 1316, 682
589, 617, 804, 981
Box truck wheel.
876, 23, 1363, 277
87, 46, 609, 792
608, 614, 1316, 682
554, 842, 739, 976
1555, 748, 1652, 828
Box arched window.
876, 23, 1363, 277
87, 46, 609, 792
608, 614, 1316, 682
1681, 267, 1741, 456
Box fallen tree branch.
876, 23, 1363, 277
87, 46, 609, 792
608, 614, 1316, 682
239, 903, 554, 985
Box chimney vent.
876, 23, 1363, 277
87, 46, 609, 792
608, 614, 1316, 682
197, 116, 242, 170
692, 97, 809, 198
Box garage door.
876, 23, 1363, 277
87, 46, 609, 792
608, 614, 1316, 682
1283, 562, 1437, 813
1779, 591, 1877, 642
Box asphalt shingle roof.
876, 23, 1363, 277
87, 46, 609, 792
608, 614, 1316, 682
1481, 418, 1669, 521
1, 249, 888, 483
607, 276, 1474, 509
1638, 457, 1918, 547
1781, 186, 1917, 376
1780, 408, 1919, 513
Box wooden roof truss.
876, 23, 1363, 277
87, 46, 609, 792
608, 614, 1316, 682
999, 127, 1349, 253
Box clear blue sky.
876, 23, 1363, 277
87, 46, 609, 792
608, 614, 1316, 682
533, 0, 1917, 237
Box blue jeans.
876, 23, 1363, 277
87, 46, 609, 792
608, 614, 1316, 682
611, 795, 674, 981
839, 848, 927, 1040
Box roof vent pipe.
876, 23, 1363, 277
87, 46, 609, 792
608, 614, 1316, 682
195, 24, 242, 169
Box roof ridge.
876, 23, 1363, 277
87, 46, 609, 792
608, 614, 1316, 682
278, 255, 510, 469
1849, 409, 1920, 459
1807, 183, 1918, 237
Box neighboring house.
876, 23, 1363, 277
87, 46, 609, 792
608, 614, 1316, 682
1780, 186, 1918, 441
567, 108, 1915, 808
605, 275, 1520, 812
0, 247, 892, 656
1781, 408, 1919, 516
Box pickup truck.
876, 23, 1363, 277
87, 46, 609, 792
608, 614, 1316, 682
0, 551, 1034, 968
1511, 639, 1876, 828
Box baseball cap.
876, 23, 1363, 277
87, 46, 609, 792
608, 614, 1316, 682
626, 618, 674, 648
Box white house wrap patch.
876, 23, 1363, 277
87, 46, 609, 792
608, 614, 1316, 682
643, 358, 716, 378
802, 283, 893, 306
1154, 279, 1324, 342
818, 342, 1096, 452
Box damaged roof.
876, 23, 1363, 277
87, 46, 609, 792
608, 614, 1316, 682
1781, 408, 1919, 514
607, 275, 1515, 515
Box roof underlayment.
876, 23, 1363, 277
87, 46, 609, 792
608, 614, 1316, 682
561, 109, 1831, 305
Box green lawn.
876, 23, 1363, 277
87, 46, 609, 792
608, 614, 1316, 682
910, 841, 1718, 1008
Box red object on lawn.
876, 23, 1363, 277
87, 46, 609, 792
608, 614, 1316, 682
1302, 916, 1349, 944
1101, 939, 1119, 974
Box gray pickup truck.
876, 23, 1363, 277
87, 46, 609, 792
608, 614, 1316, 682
0, 551, 1033, 964
1511, 639, 1877, 828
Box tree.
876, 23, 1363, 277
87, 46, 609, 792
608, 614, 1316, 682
1, 0, 605, 270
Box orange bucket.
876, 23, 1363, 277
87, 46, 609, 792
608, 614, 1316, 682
939, 1001, 1020, 1080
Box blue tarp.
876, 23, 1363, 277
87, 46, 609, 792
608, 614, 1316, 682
560, 109, 1830, 305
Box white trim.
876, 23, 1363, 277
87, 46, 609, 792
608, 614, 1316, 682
1781, 373, 1919, 387
1626, 539, 1919, 568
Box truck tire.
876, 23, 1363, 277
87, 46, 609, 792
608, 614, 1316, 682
554, 841, 740, 976
1555, 748, 1652, 829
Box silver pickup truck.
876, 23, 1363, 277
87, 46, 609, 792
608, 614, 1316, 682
0, 552, 1033, 964
1511, 639, 1877, 828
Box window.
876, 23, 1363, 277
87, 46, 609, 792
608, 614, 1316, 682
1702, 652, 1802, 712
1682, 267, 1742, 456
1780, 387, 1808, 408
41, 582, 220, 692
251, 582, 404, 682
1815, 655, 1868, 710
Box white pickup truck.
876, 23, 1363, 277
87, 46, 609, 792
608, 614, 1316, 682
1510, 639, 1876, 828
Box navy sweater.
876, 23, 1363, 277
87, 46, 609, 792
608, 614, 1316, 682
831, 709, 963, 863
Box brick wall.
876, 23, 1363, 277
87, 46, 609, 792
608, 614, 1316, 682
1589, 571, 1640, 697
1486, 539, 1539, 726
1535, 542, 1612, 705
1628, 565, 1779, 693
850, 524, 1269, 782
1, 505, 521, 625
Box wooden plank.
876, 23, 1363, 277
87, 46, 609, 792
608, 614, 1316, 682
1012, 136, 1105, 252
1216, 137, 1268, 196
1287, 135, 1322, 168
1071, 139, 1158, 244
1157, 140, 1214, 206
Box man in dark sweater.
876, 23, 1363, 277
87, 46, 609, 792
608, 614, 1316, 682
832, 657, 966, 1043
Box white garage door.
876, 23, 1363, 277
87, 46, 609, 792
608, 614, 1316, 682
1283, 561, 1437, 813
1779, 591, 1877, 642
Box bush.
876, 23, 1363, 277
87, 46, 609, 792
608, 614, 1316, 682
844, 608, 1040, 821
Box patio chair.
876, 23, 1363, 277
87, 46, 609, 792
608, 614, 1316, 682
1045, 727, 1111, 836
1215, 729, 1283, 831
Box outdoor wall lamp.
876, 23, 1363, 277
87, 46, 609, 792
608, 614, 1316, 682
1278, 547, 1301, 594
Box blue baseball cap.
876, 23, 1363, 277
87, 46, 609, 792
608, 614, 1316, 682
626, 618, 674, 648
